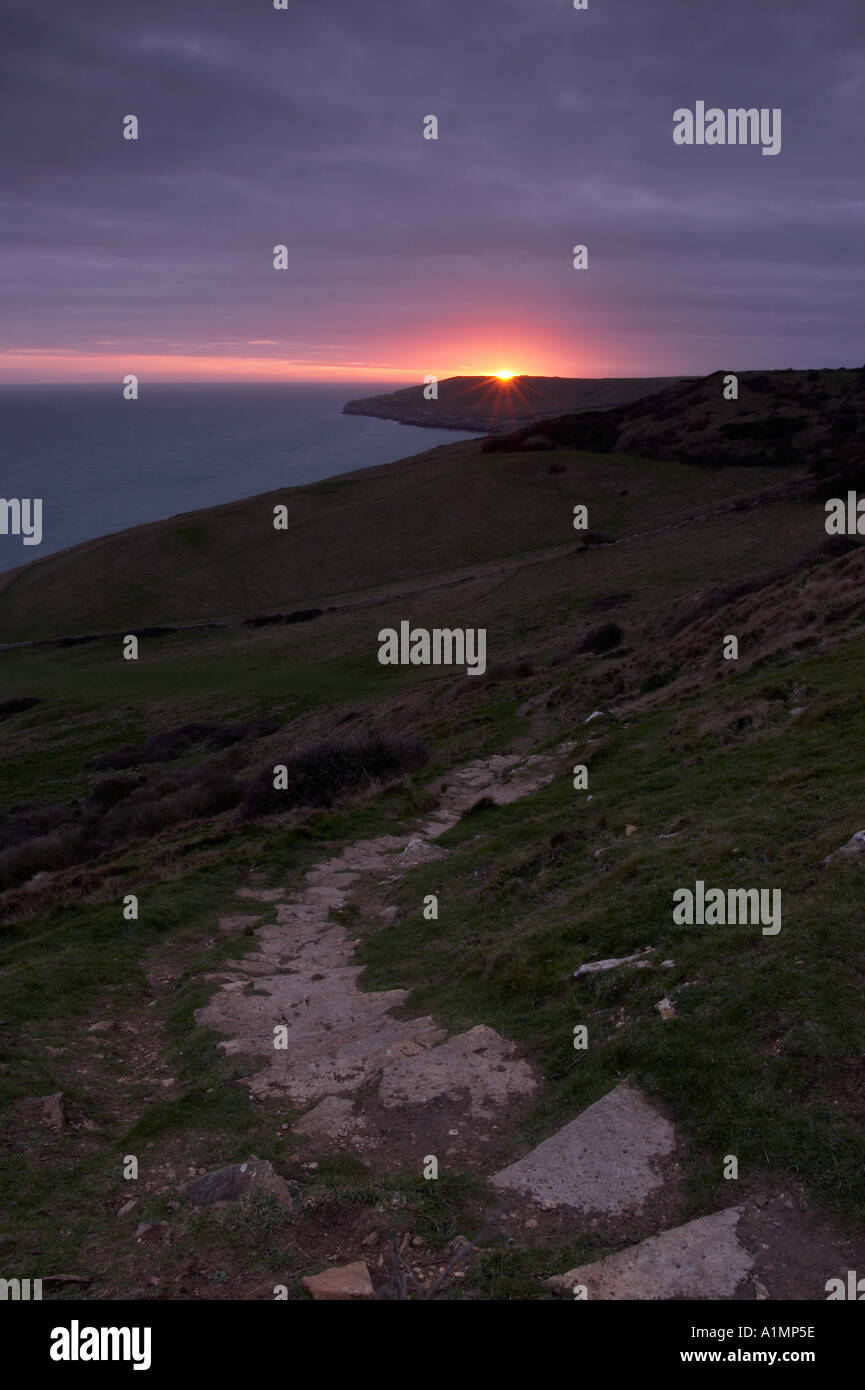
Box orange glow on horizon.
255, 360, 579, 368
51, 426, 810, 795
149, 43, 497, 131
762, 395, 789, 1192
0, 340, 604, 385
0, 351, 433, 384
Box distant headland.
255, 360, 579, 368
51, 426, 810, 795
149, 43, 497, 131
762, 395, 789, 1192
342, 374, 686, 433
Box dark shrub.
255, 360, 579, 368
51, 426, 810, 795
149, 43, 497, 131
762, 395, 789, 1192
86, 775, 144, 812
142, 723, 222, 761
89, 725, 215, 770
577, 623, 622, 654
0, 802, 74, 852
0, 756, 253, 891
89, 718, 279, 770
243, 609, 321, 627
240, 736, 429, 818
129, 774, 244, 837
96, 763, 244, 843
550, 622, 623, 667
0, 827, 87, 891
0, 696, 42, 721
284, 608, 322, 624
574, 531, 614, 550
205, 719, 279, 748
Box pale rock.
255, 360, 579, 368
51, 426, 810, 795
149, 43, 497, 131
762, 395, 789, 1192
302, 1260, 374, 1301
548, 1207, 752, 1299
183, 1156, 301, 1208
822, 830, 865, 866
574, 947, 653, 979
492, 1082, 675, 1214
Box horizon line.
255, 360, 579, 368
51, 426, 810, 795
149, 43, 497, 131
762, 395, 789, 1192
0, 372, 676, 388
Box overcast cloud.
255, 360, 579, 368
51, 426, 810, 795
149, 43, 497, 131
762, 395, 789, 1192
1, 0, 862, 378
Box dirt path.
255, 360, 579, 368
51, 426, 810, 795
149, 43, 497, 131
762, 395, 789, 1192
196, 747, 570, 1166
192, 739, 865, 1300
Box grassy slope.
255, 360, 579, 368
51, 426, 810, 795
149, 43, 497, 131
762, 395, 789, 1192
361, 637, 865, 1224
1, 436, 864, 1297
0, 439, 779, 640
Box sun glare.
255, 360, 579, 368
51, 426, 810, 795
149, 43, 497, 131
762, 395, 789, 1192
495, 370, 515, 380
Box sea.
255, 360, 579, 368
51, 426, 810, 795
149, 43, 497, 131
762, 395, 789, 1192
0, 383, 480, 574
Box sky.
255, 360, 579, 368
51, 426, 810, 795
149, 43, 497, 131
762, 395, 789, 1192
1, 0, 863, 383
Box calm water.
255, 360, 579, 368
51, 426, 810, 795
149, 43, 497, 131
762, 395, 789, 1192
0, 383, 479, 573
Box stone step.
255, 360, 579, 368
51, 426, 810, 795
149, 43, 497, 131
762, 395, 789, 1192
547, 1206, 752, 1299
491, 1082, 676, 1214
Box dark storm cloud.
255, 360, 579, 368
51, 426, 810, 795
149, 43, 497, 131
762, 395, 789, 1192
1, 0, 862, 370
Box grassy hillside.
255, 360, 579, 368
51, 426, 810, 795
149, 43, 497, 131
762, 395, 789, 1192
0, 438, 783, 643
485, 366, 865, 478
343, 373, 686, 431
2, 393, 864, 1300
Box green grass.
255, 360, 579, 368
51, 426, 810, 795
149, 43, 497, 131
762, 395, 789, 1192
358, 638, 865, 1224
0, 632, 430, 807
0, 438, 781, 640
1, 434, 864, 1296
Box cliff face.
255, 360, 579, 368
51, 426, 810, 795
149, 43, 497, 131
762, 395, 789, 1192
342, 374, 685, 433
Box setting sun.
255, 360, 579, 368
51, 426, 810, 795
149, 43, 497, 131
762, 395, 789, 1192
495, 370, 515, 380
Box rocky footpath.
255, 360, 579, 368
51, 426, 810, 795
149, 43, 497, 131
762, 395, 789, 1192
190, 751, 865, 1299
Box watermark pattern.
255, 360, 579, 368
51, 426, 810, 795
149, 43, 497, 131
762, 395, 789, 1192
0, 497, 42, 546
825, 492, 865, 535
826, 1270, 865, 1299
0, 1277, 42, 1300
378, 622, 487, 676
673, 102, 781, 156
673, 881, 781, 935
49, 1322, 151, 1370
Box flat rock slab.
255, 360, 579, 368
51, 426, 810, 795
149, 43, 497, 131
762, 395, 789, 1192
548, 1207, 752, 1299
303, 1260, 374, 1301
491, 1082, 675, 1214
183, 1156, 300, 1208
421, 752, 560, 834
199, 962, 446, 1104
379, 1024, 537, 1118
196, 823, 535, 1116
294, 1096, 368, 1143
197, 753, 559, 1146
